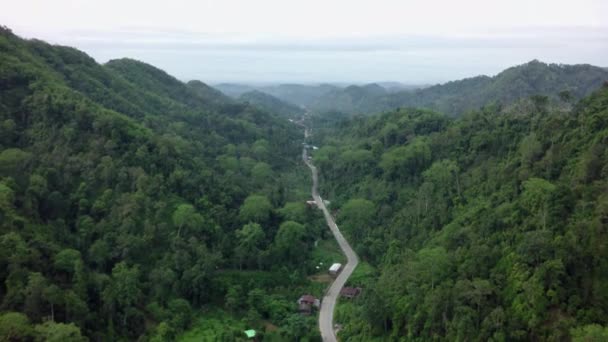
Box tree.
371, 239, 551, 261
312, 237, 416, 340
0, 312, 34, 341
455, 278, 493, 328
24, 272, 48, 322
54, 249, 82, 274
415, 247, 451, 290
239, 195, 273, 223
88, 239, 110, 270
280, 314, 309, 340
519, 133, 543, 167
103, 262, 141, 327
234, 223, 265, 269
33, 321, 86, 342
379, 138, 432, 180
278, 202, 308, 223
273, 221, 307, 265
339, 199, 376, 240
521, 178, 556, 230
571, 324, 608, 341
172, 203, 203, 239
251, 162, 273, 186
247, 288, 266, 313
252, 139, 270, 160
168, 298, 191, 332
225, 285, 244, 313
0, 148, 31, 178
422, 159, 461, 226
0, 182, 16, 219
43, 285, 62, 322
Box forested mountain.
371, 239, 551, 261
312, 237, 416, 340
309, 85, 608, 340
186, 80, 235, 108
257, 84, 339, 108
215, 83, 339, 108
376, 82, 424, 93
239, 90, 305, 118
0, 26, 326, 340
2, 20, 608, 342
212, 83, 256, 98
310, 83, 389, 114
309, 60, 608, 116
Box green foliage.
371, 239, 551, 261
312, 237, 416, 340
312, 84, 608, 340
54, 249, 82, 274
0, 312, 33, 341
239, 90, 305, 118
273, 221, 308, 265
235, 223, 266, 269
0, 148, 30, 179
239, 195, 273, 223
33, 321, 86, 342
309, 60, 608, 117
278, 202, 309, 223
0, 28, 303, 340
338, 199, 376, 240
571, 324, 608, 341
4, 25, 608, 342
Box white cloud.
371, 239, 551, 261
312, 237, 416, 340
1, 0, 606, 82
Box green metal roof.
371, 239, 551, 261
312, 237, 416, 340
244, 329, 256, 338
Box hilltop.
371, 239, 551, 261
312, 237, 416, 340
308, 60, 608, 116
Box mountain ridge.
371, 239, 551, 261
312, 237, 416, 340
238, 90, 305, 117
311, 60, 608, 116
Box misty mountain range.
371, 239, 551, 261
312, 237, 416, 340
215, 60, 608, 117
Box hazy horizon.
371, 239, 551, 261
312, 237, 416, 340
3, 0, 607, 84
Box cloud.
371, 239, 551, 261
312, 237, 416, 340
11, 25, 608, 83
44, 26, 607, 54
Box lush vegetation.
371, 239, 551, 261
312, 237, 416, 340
308, 60, 608, 116
3, 23, 608, 342
0, 26, 330, 340
310, 85, 608, 340
216, 83, 339, 108
310, 84, 388, 116
239, 91, 305, 118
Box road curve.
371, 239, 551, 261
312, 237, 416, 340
302, 128, 359, 342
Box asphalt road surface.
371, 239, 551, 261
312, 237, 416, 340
302, 128, 359, 342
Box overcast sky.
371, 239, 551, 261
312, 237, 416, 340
2, 0, 607, 84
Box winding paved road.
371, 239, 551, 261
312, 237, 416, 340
302, 128, 359, 342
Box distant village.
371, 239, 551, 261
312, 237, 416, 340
243, 262, 362, 340
297, 262, 361, 315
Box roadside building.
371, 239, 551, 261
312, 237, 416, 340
329, 263, 342, 276
297, 294, 320, 314
340, 287, 362, 299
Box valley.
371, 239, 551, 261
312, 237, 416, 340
1, 24, 608, 342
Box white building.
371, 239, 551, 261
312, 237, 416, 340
329, 263, 342, 276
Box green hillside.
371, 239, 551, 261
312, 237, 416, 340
216, 83, 340, 108
310, 83, 388, 114
239, 90, 305, 118
308, 85, 608, 340
0, 26, 324, 340
2, 22, 608, 342
310, 60, 608, 116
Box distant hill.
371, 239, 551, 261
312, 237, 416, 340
257, 83, 339, 107
310, 60, 608, 116
213, 83, 256, 97
310, 83, 388, 114
377, 82, 426, 93
214, 83, 340, 107
239, 90, 305, 117
186, 80, 234, 107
